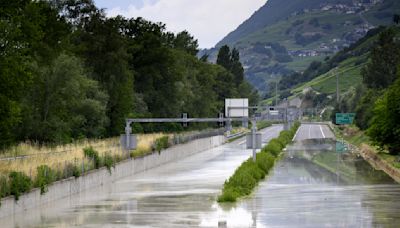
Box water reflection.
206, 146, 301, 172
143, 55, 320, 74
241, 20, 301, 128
2, 130, 400, 227
217, 139, 400, 227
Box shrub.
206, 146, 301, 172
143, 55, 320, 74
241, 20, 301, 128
130, 148, 151, 158
263, 139, 283, 157
103, 153, 115, 174
0, 176, 9, 199
217, 187, 239, 202
218, 123, 301, 203
9, 171, 32, 200
35, 165, 56, 194
154, 136, 170, 153
83, 147, 101, 169
256, 152, 275, 173
63, 163, 81, 178
256, 121, 272, 130
278, 131, 292, 145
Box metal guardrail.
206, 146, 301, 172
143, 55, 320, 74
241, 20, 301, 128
226, 132, 246, 139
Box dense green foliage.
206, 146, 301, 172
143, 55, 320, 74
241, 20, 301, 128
367, 76, 400, 155
256, 120, 272, 130
0, 146, 124, 201
362, 28, 400, 89
83, 147, 101, 169
216, 45, 259, 104
153, 136, 170, 153
324, 27, 400, 155
218, 122, 300, 202
34, 165, 56, 194
0, 0, 258, 149
9, 171, 32, 200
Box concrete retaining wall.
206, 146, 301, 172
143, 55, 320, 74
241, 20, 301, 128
0, 135, 225, 218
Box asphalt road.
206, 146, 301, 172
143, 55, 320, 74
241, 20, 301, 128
1, 125, 283, 228
293, 123, 335, 141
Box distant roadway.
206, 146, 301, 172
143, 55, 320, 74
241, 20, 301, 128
293, 123, 335, 141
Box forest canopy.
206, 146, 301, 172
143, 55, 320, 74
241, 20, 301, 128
0, 0, 258, 148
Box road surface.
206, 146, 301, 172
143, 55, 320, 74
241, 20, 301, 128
0, 125, 283, 227
293, 123, 335, 141
3, 123, 400, 227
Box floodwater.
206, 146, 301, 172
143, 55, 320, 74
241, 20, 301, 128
3, 126, 400, 228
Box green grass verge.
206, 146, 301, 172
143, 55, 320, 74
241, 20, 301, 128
256, 121, 272, 130
217, 122, 300, 203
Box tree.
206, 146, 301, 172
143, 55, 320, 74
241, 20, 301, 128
21, 53, 108, 143
230, 48, 244, 86
173, 31, 199, 56
367, 76, 400, 155
72, 14, 135, 136
362, 28, 400, 89
394, 14, 400, 24
216, 45, 231, 70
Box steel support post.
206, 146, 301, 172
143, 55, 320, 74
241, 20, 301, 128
251, 119, 257, 162
125, 121, 132, 151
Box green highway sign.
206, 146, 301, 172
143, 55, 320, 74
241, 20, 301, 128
336, 113, 355, 125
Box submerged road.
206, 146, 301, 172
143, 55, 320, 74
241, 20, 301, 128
237, 123, 400, 227
1, 125, 283, 227
3, 123, 400, 227
293, 123, 335, 141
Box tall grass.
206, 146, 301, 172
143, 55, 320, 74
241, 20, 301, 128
218, 122, 300, 203
0, 133, 167, 179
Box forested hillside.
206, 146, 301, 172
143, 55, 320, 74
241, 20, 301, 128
203, 0, 400, 94
0, 0, 257, 149
278, 26, 400, 154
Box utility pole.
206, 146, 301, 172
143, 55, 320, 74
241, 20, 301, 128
251, 118, 257, 162
336, 68, 340, 104
275, 80, 278, 107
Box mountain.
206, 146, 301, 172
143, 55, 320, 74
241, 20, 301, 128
206, 0, 400, 94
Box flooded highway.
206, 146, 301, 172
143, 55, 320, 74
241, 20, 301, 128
1, 126, 282, 228
3, 124, 400, 227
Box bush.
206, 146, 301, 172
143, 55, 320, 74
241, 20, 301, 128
0, 176, 9, 199
217, 187, 239, 202
35, 165, 56, 194
154, 136, 170, 153
9, 171, 32, 200
263, 139, 283, 157
278, 131, 292, 145
256, 152, 275, 173
63, 163, 81, 178
83, 147, 101, 169
103, 153, 115, 174
218, 123, 301, 203
256, 121, 272, 130
130, 148, 151, 158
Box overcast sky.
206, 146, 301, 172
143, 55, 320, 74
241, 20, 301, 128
93, 0, 266, 48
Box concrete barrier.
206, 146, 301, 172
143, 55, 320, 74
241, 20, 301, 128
0, 135, 225, 218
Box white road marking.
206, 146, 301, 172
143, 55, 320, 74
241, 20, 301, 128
319, 125, 326, 138
308, 125, 312, 139
292, 126, 301, 141
238, 140, 246, 145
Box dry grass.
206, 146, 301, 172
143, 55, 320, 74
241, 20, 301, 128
0, 133, 168, 178
228, 127, 249, 135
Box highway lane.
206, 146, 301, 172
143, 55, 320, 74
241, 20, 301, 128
1, 125, 283, 228
293, 123, 335, 141
234, 123, 400, 227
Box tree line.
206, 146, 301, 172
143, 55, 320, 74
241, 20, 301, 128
0, 0, 258, 149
